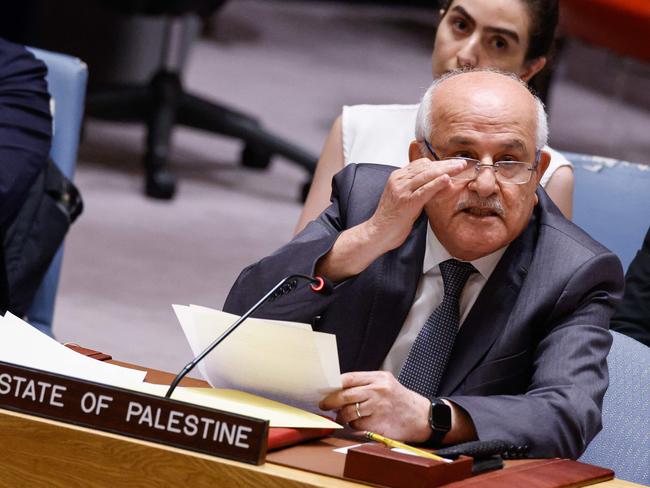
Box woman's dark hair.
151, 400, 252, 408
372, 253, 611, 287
438, 0, 559, 61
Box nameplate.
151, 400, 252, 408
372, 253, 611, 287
0, 361, 268, 465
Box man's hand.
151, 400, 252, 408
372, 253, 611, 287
367, 158, 466, 252
316, 158, 466, 282
319, 371, 432, 442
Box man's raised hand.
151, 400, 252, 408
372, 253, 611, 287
366, 158, 466, 252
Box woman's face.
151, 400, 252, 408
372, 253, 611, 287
432, 0, 543, 81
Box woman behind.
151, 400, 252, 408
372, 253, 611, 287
295, 0, 572, 234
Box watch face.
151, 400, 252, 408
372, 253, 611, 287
431, 401, 452, 431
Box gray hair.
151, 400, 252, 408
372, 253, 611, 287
414, 68, 549, 151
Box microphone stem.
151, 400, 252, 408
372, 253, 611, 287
165, 274, 315, 398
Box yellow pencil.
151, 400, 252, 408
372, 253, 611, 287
365, 431, 452, 463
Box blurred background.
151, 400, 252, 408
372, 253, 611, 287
2, 0, 648, 373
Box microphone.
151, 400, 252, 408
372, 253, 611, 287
165, 273, 333, 398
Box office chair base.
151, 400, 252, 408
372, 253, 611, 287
146, 167, 176, 199
87, 78, 316, 200
241, 144, 272, 170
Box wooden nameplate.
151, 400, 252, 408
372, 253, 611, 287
0, 361, 268, 465
344, 443, 473, 488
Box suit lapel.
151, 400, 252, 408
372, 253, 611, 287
354, 213, 429, 371
438, 210, 539, 395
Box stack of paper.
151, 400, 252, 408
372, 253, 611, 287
173, 305, 342, 408
135, 383, 340, 429
0, 311, 147, 387
0, 312, 340, 430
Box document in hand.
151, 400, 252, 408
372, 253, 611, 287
173, 305, 342, 409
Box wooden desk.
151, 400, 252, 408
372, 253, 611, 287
0, 408, 642, 488
0, 353, 641, 487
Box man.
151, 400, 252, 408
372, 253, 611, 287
224, 70, 623, 459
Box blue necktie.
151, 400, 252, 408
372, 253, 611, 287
398, 259, 477, 398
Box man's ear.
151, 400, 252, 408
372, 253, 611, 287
535, 149, 551, 183
409, 140, 423, 162
520, 57, 546, 82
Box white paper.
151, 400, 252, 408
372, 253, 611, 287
0, 312, 339, 430
172, 305, 341, 407
333, 443, 364, 454
0, 312, 146, 388
134, 383, 340, 429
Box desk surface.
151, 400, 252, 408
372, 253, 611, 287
1, 352, 640, 488
120, 359, 646, 488
0, 409, 642, 488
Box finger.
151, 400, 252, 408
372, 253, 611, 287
405, 159, 466, 191
411, 173, 453, 203
319, 384, 369, 410
404, 157, 465, 175
348, 416, 375, 433
319, 389, 344, 411
338, 399, 371, 424
341, 371, 387, 388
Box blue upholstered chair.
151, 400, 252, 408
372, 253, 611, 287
24, 47, 87, 336
579, 331, 650, 485
563, 152, 650, 271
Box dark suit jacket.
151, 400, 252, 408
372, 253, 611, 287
0, 38, 52, 226
0, 38, 52, 312
610, 226, 650, 346
224, 163, 624, 459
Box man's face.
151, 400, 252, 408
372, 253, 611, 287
421, 73, 548, 261
432, 0, 536, 81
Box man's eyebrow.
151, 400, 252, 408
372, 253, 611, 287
447, 136, 475, 146
502, 140, 526, 152
451, 5, 520, 44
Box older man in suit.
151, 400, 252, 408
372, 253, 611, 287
224, 70, 624, 459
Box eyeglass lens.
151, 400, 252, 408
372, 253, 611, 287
444, 158, 532, 184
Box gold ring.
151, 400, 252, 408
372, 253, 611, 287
355, 402, 362, 419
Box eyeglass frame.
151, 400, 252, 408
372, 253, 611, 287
422, 139, 542, 185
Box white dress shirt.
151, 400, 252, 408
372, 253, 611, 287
381, 224, 507, 377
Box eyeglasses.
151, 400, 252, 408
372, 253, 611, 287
423, 139, 540, 185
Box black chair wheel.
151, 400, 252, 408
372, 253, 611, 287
146, 168, 177, 200
241, 144, 273, 169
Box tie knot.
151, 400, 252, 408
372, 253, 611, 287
439, 259, 477, 298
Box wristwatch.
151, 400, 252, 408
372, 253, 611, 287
427, 398, 452, 446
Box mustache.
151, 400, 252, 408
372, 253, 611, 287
457, 196, 505, 217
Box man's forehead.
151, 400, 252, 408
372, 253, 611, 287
446, 135, 527, 152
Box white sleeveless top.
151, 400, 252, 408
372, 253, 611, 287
342, 104, 571, 187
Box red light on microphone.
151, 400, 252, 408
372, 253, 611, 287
310, 276, 326, 292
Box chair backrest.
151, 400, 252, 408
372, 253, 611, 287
579, 331, 650, 485
564, 151, 650, 271
24, 47, 87, 336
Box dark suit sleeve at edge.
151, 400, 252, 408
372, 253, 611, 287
610, 226, 650, 346
449, 251, 623, 459
223, 164, 361, 321
0, 38, 52, 226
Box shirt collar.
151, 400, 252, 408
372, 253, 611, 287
422, 223, 508, 280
